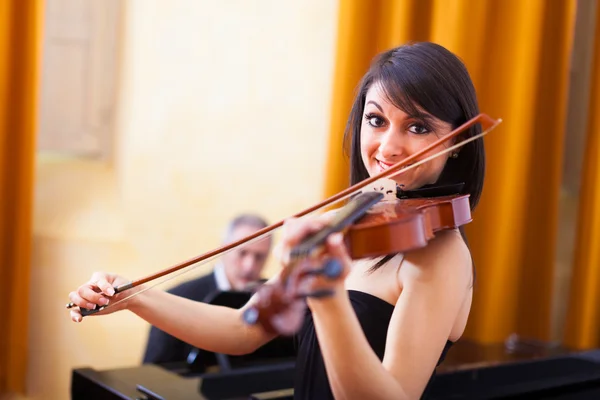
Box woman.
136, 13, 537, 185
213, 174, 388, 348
68, 41, 484, 399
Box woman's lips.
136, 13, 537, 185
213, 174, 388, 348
376, 160, 394, 172
376, 159, 412, 174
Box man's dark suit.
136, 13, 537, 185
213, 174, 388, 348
142, 272, 218, 365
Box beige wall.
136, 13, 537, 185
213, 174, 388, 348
22, 1, 338, 399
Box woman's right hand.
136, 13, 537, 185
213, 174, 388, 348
68, 272, 142, 322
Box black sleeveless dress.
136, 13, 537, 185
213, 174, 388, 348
293, 290, 453, 399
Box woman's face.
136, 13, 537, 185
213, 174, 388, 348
360, 83, 454, 190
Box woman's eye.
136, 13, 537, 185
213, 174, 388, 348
408, 124, 430, 135
365, 114, 385, 127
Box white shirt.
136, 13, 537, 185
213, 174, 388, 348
213, 262, 232, 291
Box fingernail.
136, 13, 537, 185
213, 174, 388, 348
330, 233, 343, 245
98, 297, 108, 305
87, 303, 96, 309
107, 287, 115, 296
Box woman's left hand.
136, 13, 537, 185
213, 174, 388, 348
276, 214, 352, 303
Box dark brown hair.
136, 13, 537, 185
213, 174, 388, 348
344, 42, 485, 210
343, 42, 485, 273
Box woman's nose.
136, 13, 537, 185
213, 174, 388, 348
378, 129, 405, 159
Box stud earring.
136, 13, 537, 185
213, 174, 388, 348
451, 152, 458, 158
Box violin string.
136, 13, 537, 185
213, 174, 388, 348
74, 120, 500, 316
97, 255, 220, 312
83, 204, 342, 313
77, 184, 376, 313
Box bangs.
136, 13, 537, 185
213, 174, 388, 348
372, 57, 465, 128
346, 42, 484, 211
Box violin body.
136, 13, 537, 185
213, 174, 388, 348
345, 194, 472, 259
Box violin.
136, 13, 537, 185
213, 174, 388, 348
344, 192, 472, 259
66, 113, 502, 335
240, 190, 473, 335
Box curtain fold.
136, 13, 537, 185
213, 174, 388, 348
564, 5, 600, 350
324, 0, 576, 344
0, 0, 43, 394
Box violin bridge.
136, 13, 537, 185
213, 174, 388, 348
364, 178, 397, 202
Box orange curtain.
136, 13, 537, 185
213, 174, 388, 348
0, 0, 43, 394
324, 0, 576, 344
564, 5, 600, 350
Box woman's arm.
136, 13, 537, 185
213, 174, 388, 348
129, 288, 278, 355
307, 231, 472, 400
69, 272, 279, 356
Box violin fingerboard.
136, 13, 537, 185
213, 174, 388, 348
290, 191, 383, 258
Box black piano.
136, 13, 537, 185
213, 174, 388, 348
70, 290, 600, 399
72, 338, 600, 399
71, 342, 600, 400
428, 339, 600, 399
72, 289, 299, 400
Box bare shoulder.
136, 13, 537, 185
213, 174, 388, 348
397, 229, 472, 286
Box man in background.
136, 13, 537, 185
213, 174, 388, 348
142, 213, 272, 365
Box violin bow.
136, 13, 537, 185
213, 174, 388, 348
67, 113, 502, 316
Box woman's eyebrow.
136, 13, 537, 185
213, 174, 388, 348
365, 100, 383, 113
410, 112, 437, 125
412, 113, 448, 131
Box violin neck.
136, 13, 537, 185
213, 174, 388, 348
290, 191, 384, 259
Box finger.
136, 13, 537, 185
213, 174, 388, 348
70, 309, 83, 323
98, 279, 115, 296
297, 260, 343, 292
69, 291, 97, 310
276, 219, 297, 265
89, 272, 116, 296
282, 217, 329, 247
297, 272, 318, 294
317, 210, 337, 224
78, 286, 110, 307
281, 217, 303, 245
273, 238, 288, 266
279, 218, 309, 265
270, 300, 306, 335
326, 233, 352, 265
